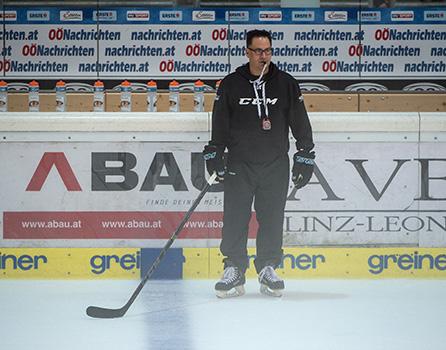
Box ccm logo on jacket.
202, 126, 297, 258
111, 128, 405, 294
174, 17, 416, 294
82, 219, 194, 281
239, 97, 278, 105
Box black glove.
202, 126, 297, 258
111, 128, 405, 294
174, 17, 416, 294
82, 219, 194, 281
292, 150, 315, 189
203, 145, 225, 182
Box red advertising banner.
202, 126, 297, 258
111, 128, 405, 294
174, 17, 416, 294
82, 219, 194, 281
3, 211, 259, 239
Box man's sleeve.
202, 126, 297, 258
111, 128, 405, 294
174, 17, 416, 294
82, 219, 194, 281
288, 79, 314, 151
209, 79, 231, 151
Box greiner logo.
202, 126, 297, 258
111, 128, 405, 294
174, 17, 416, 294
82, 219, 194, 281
90, 252, 140, 274
368, 252, 446, 274
248, 253, 325, 270
239, 97, 278, 105
281, 253, 325, 270
0, 252, 47, 271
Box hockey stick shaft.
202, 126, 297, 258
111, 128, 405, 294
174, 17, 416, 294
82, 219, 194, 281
86, 172, 217, 319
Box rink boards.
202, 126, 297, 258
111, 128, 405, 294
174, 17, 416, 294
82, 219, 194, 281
1, 247, 445, 279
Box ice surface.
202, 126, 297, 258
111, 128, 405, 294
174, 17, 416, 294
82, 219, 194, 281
1, 279, 445, 350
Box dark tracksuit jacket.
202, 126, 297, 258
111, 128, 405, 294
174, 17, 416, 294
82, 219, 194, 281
210, 62, 314, 273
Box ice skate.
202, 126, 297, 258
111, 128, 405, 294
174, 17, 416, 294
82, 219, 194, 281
258, 266, 284, 297
215, 266, 245, 298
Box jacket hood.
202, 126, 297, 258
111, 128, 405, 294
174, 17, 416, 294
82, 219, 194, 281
235, 62, 278, 82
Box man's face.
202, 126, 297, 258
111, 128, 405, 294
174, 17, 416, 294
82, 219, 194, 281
246, 36, 272, 74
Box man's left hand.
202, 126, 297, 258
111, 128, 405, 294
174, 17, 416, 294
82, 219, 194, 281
292, 150, 315, 189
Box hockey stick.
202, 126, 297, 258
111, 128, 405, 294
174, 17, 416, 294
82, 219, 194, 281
86, 172, 217, 319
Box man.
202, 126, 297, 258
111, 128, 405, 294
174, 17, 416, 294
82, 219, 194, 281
203, 29, 315, 298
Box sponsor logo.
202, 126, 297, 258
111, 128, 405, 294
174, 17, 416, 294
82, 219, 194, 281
61, 83, 93, 92
192, 10, 215, 21
93, 10, 117, 21
403, 82, 446, 92
391, 11, 414, 21
159, 10, 182, 21
368, 253, 446, 274
60, 10, 83, 21
259, 11, 282, 21
225, 10, 249, 22
424, 10, 446, 21
127, 10, 150, 21
325, 11, 348, 22
345, 82, 388, 92
90, 252, 140, 274
0, 11, 17, 21
299, 82, 330, 92
358, 11, 381, 22
27, 10, 50, 21
292, 11, 315, 22
248, 253, 326, 270
0, 253, 48, 271
279, 253, 326, 270
239, 97, 278, 105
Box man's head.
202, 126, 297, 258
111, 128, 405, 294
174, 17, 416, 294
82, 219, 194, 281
245, 29, 272, 76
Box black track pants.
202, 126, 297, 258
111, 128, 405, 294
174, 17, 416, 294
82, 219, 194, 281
220, 154, 290, 274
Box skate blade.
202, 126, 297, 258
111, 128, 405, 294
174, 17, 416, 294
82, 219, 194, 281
216, 285, 245, 299
260, 284, 283, 297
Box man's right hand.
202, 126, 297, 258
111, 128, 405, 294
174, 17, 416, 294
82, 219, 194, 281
203, 145, 225, 182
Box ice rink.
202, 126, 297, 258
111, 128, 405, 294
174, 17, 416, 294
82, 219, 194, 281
1, 279, 445, 350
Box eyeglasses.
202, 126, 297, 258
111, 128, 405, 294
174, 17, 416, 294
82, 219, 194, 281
248, 47, 273, 56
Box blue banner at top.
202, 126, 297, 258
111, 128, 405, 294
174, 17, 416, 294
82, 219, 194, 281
2, 7, 446, 25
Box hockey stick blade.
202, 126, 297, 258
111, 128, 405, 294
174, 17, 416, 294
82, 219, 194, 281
86, 305, 126, 319
86, 172, 217, 319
